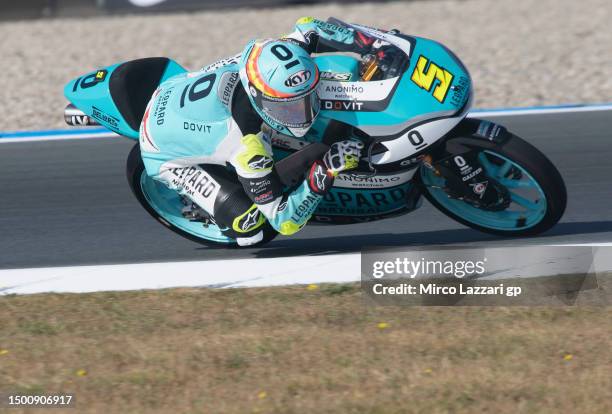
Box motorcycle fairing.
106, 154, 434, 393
313, 25, 472, 155
315, 178, 418, 220
293, 28, 472, 219
64, 58, 187, 139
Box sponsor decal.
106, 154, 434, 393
248, 155, 273, 171
271, 135, 292, 149
290, 194, 320, 222
316, 185, 412, 216
140, 94, 160, 153
247, 177, 276, 203
154, 87, 172, 126
249, 178, 271, 189
277, 200, 288, 212
334, 170, 415, 189
470, 181, 488, 198
320, 71, 352, 82
270, 134, 309, 150
201, 54, 241, 72
475, 120, 505, 141
169, 167, 219, 200
312, 18, 352, 36
254, 190, 273, 204
450, 76, 470, 107
183, 122, 212, 133
462, 167, 483, 182
318, 77, 397, 101
411, 55, 454, 103
322, 100, 364, 111
284, 69, 311, 88
239, 209, 261, 232
218, 71, 240, 107
94, 70, 107, 82
324, 84, 364, 94
313, 164, 328, 191
91, 106, 119, 129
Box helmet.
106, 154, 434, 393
239, 39, 320, 138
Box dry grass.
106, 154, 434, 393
0, 285, 610, 413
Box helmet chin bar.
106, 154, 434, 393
287, 125, 311, 137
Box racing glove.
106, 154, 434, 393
323, 139, 364, 176
307, 139, 364, 195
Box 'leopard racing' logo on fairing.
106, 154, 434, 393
240, 209, 261, 232
248, 155, 273, 171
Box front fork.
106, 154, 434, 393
421, 119, 512, 211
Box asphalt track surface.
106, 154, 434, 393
1, 110, 611, 270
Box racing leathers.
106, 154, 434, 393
139, 18, 371, 245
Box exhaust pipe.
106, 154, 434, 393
64, 104, 99, 126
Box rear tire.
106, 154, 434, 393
126, 143, 277, 248
416, 133, 567, 237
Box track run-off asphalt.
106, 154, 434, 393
1, 108, 611, 293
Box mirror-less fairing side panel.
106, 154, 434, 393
64, 58, 187, 139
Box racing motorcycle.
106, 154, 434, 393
63, 18, 567, 247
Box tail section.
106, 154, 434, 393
64, 58, 187, 139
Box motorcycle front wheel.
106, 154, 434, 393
416, 133, 567, 237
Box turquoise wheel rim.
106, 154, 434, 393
140, 171, 233, 244
420, 151, 548, 231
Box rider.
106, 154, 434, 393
139, 17, 376, 245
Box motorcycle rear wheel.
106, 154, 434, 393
126, 143, 277, 248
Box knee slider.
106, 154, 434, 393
214, 187, 266, 239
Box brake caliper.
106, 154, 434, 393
433, 152, 510, 211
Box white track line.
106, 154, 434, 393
1, 104, 610, 144
2, 245, 612, 295
470, 104, 612, 117
0, 132, 118, 144
0, 254, 361, 295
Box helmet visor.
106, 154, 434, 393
261, 90, 320, 128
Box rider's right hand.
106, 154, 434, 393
323, 139, 364, 176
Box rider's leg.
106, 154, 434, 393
154, 165, 272, 245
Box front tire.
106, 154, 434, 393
126, 143, 277, 248
417, 133, 567, 237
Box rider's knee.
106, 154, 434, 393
213, 185, 268, 239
